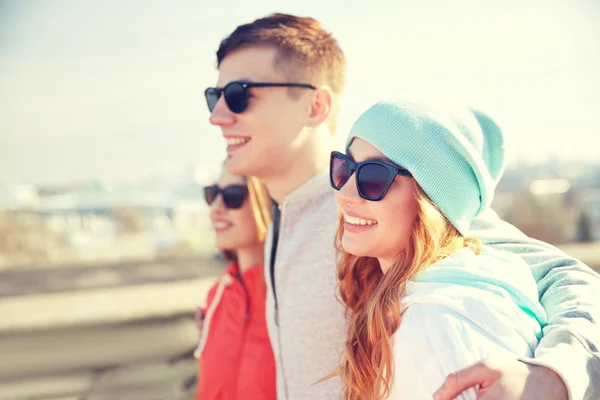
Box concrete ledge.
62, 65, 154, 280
0, 357, 196, 400
0, 277, 217, 334
0, 315, 199, 380
88, 358, 196, 400
0, 371, 95, 400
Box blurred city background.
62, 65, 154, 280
1, 0, 599, 399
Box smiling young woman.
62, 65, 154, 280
330, 99, 548, 400
193, 164, 275, 400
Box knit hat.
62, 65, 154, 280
346, 98, 506, 235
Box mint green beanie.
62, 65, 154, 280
346, 98, 506, 235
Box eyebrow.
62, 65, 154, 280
346, 149, 402, 168
368, 155, 397, 165
346, 148, 355, 160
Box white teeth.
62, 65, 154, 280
226, 137, 250, 146
214, 221, 232, 229
344, 214, 377, 226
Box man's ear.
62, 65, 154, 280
307, 85, 333, 128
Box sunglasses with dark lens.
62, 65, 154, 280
205, 81, 317, 114
329, 151, 413, 201
203, 184, 249, 209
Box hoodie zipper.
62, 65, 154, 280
270, 202, 290, 399
269, 201, 282, 326
236, 268, 250, 323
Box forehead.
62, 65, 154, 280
216, 46, 289, 87
347, 138, 387, 162
218, 168, 246, 186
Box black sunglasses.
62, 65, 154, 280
204, 184, 248, 209
205, 81, 316, 114
329, 151, 413, 201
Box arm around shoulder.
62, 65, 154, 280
473, 210, 600, 399
502, 244, 600, 400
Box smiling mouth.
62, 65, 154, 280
225, 137, 251, 153
213, 221, 233, 231
226, 137, 250, 145
344, 213, 378, 226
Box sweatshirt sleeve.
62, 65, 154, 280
390, 302, 534, 400
515, 249, 600, 400
471, 209, 600, 400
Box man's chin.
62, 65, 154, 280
224, 154, 249, 177
225, 153, 267, 179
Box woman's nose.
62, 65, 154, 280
209, 194, 226, 217
335, 173, 363, 204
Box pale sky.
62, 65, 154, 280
1, 0, 599, 185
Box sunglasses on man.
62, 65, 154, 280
204, 184, 249, 209
329, 151, 413, 201
205, 81, 316, 114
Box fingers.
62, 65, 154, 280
434, 360, 495, 400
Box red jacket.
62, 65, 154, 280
195, 263, 276, 400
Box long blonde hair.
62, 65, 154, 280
246, 176, 272, 242
336, 184, 480, 400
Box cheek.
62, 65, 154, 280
335, 192, 344, 207
232, 207, 260, 240
264, 101, 304, 136
372, 194, 418, 249
246, 115, 283, 147
377, 219, 410, 253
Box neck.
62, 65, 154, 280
236, 243, 264, 273
378, 258, 394, 274
265, 127, 337, 203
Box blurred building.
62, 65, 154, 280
493, 173, 600, 244
0, 173, 214, 267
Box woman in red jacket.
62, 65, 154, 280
194, 166, 275, 400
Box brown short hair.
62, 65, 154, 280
216, 13, 346, 132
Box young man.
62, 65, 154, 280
206, 13, 600, 400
